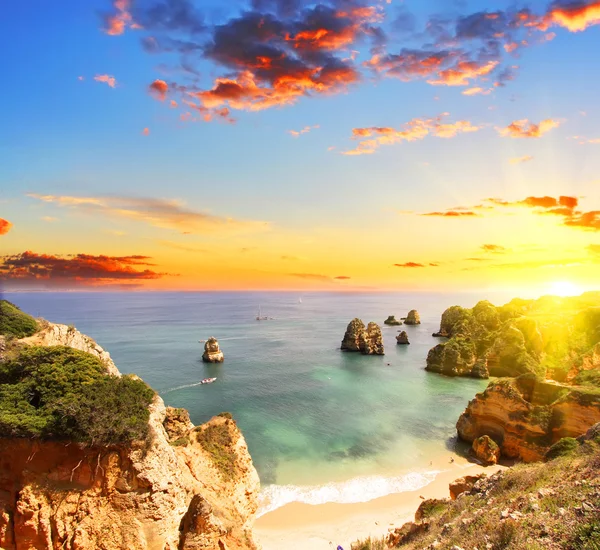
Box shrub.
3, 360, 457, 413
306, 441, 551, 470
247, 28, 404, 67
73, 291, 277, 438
196, 422, 238, 480
171, 437, 190, 447
0, 345, 155, 445
0, 300, 38, 338
546, 437, 579, 461
217, 412, 233, 420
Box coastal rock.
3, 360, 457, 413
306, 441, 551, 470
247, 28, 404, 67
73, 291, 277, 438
384, 315, 402, 326
396, 331, 410, 345
203, 337, 224, 363
341, 319, 384, 355
472, 435, 501, 465
404, 310, 421, 325
341, 318, 365, 352
449, 474, 486, 500
415, 499, 448, 522
425, 339, 476, 377
456, 378, 600, 462
19, 322, 120, 376
432, 329, 450, 338
387, 520, 430, 547
359, 322, 384, 355
0, 331, 259, 550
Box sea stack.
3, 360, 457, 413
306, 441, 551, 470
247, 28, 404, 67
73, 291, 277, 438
396, 331, 410, 345
384, 315, 402, 326
404, 310, 421, 325
341, 319, 384, 355
202, 337, 224, 363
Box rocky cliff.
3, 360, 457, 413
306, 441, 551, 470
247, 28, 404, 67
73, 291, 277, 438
456, 376, 600, 462
341, 319, 384, 355
0, 312, 260, 550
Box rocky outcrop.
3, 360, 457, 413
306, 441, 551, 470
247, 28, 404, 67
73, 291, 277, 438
472, 435, 500, 465
404, 310, 421, 325
449, 474, 486, 500
341, 318, 365, 352
384, 315, 401, 326
341, 319, 384, 355
457, 377, 600, 462
202, 337, 224, 363
396, 331, 410, 345
0, 330, 259, 550
19, 322, 120, 376
425, 338, 486, 378
386, 520, 430, 547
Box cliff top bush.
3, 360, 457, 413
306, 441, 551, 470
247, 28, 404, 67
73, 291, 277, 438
0, 345, 155, 445
196, 421, 238, 480
0, 300, 38, 338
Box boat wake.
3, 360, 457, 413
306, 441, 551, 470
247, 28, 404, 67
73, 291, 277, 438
163, 381, 211, 394
257, 470, 440, 517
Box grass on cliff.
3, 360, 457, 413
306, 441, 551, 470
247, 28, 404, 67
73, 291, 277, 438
0, 300, 38, 339
195, 420, 238, 481
0, 345, 155, 445
353, 438, 600, 549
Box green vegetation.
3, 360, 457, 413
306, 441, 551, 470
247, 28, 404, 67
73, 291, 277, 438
171, 436, 190, 447
353, 436, 600, 549
430, 293, 600, 382
0, 300, 38, 338
217, 411, 233, 420
351, 537, 386, 550
546, 437, 579, 460
0, 345, 155, 445
195, 421, 238, 480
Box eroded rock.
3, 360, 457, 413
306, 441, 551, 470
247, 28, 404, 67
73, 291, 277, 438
405, 310, 421, 325
203, 337, 224, 363
472, 435, 501, 465
396, 331, 410, 345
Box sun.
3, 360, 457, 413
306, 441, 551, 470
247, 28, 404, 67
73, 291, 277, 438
548, 281, 581, 297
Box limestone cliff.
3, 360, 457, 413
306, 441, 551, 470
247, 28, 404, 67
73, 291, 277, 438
456, 376, 600, 462
0, 325, 260, 550
341, 319, 384, 355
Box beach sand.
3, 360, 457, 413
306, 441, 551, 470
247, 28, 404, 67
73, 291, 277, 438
254, 456, 505, 550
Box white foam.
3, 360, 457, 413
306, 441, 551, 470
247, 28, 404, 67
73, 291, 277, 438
163, 381, 208, 393
257, 470, 440, 517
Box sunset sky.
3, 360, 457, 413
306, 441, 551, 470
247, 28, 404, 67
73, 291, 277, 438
1, 0, 600, 292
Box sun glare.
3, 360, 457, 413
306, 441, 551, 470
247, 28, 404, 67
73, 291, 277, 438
548, 281, 581, 297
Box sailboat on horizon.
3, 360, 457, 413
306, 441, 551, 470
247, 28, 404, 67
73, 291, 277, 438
255, 306, 270, 321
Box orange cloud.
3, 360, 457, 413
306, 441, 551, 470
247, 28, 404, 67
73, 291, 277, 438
509, 155, 533, 164
498, 118, 560, 138
564, 211, 600, 230
149, 79, 168, 101
0, 218, 12, 236
0, 251, 167, 287
394, 262, 426, 268
94, 74, 117, 88
428, 60, 498, 87
481, 244, 507, 253
288, 125, 320, 137
343, 114, 481, 155
142, 127, 150, 136
421, 211, 479, 217
27, 194, 269, 236
102, 0, 140, 36
549, 1, 600, 32
462, 87, 491, 96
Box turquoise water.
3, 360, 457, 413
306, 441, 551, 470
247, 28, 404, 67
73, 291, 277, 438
6, 291, 511, 511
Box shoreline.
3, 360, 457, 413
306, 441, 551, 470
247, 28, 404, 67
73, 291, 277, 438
254, 455, 505, 550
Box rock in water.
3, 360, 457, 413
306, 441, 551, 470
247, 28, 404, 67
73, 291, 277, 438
472, 435, 500, 465
359, 322, 384, 355
341, 319, 384, 355
384, 315, 402, 326
404, 310, 421, 325
396, 331, 410, 345
202, 337, 224, 363
341, 318, 366, 351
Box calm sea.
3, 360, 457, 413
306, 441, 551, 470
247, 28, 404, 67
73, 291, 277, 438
5, 291, 514, 513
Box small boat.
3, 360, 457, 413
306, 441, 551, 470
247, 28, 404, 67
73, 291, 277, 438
200, 377, 217, 385
298, 297, 303, 304
256, 306, 269, 321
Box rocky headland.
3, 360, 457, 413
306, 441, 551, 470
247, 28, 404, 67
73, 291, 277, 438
341, 318, 384, 355
0, 301, 259, 550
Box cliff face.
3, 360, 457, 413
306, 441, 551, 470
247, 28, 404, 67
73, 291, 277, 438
19, 322, 120, 376
0, 326, 260, 550
456, 378, 600, 462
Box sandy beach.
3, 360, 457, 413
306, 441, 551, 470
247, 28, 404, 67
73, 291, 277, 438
254, 456, 505, 550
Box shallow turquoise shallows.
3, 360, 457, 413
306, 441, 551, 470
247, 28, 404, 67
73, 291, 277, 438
7, 291, 514, 513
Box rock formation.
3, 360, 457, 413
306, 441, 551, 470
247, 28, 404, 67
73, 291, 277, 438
457, 376, 600, 462
0, 324, 259, 550
202, 337, 224, 363
384, 315, 402, 326
341, 319, 384, 355
449, 474, 486, 500
396, 331, 410, 345
341, 318, 365, 352
472, 435, 500, 465
404, 310, 421, 325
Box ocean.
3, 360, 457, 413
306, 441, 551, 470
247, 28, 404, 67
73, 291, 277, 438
5, 291, 515, 514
